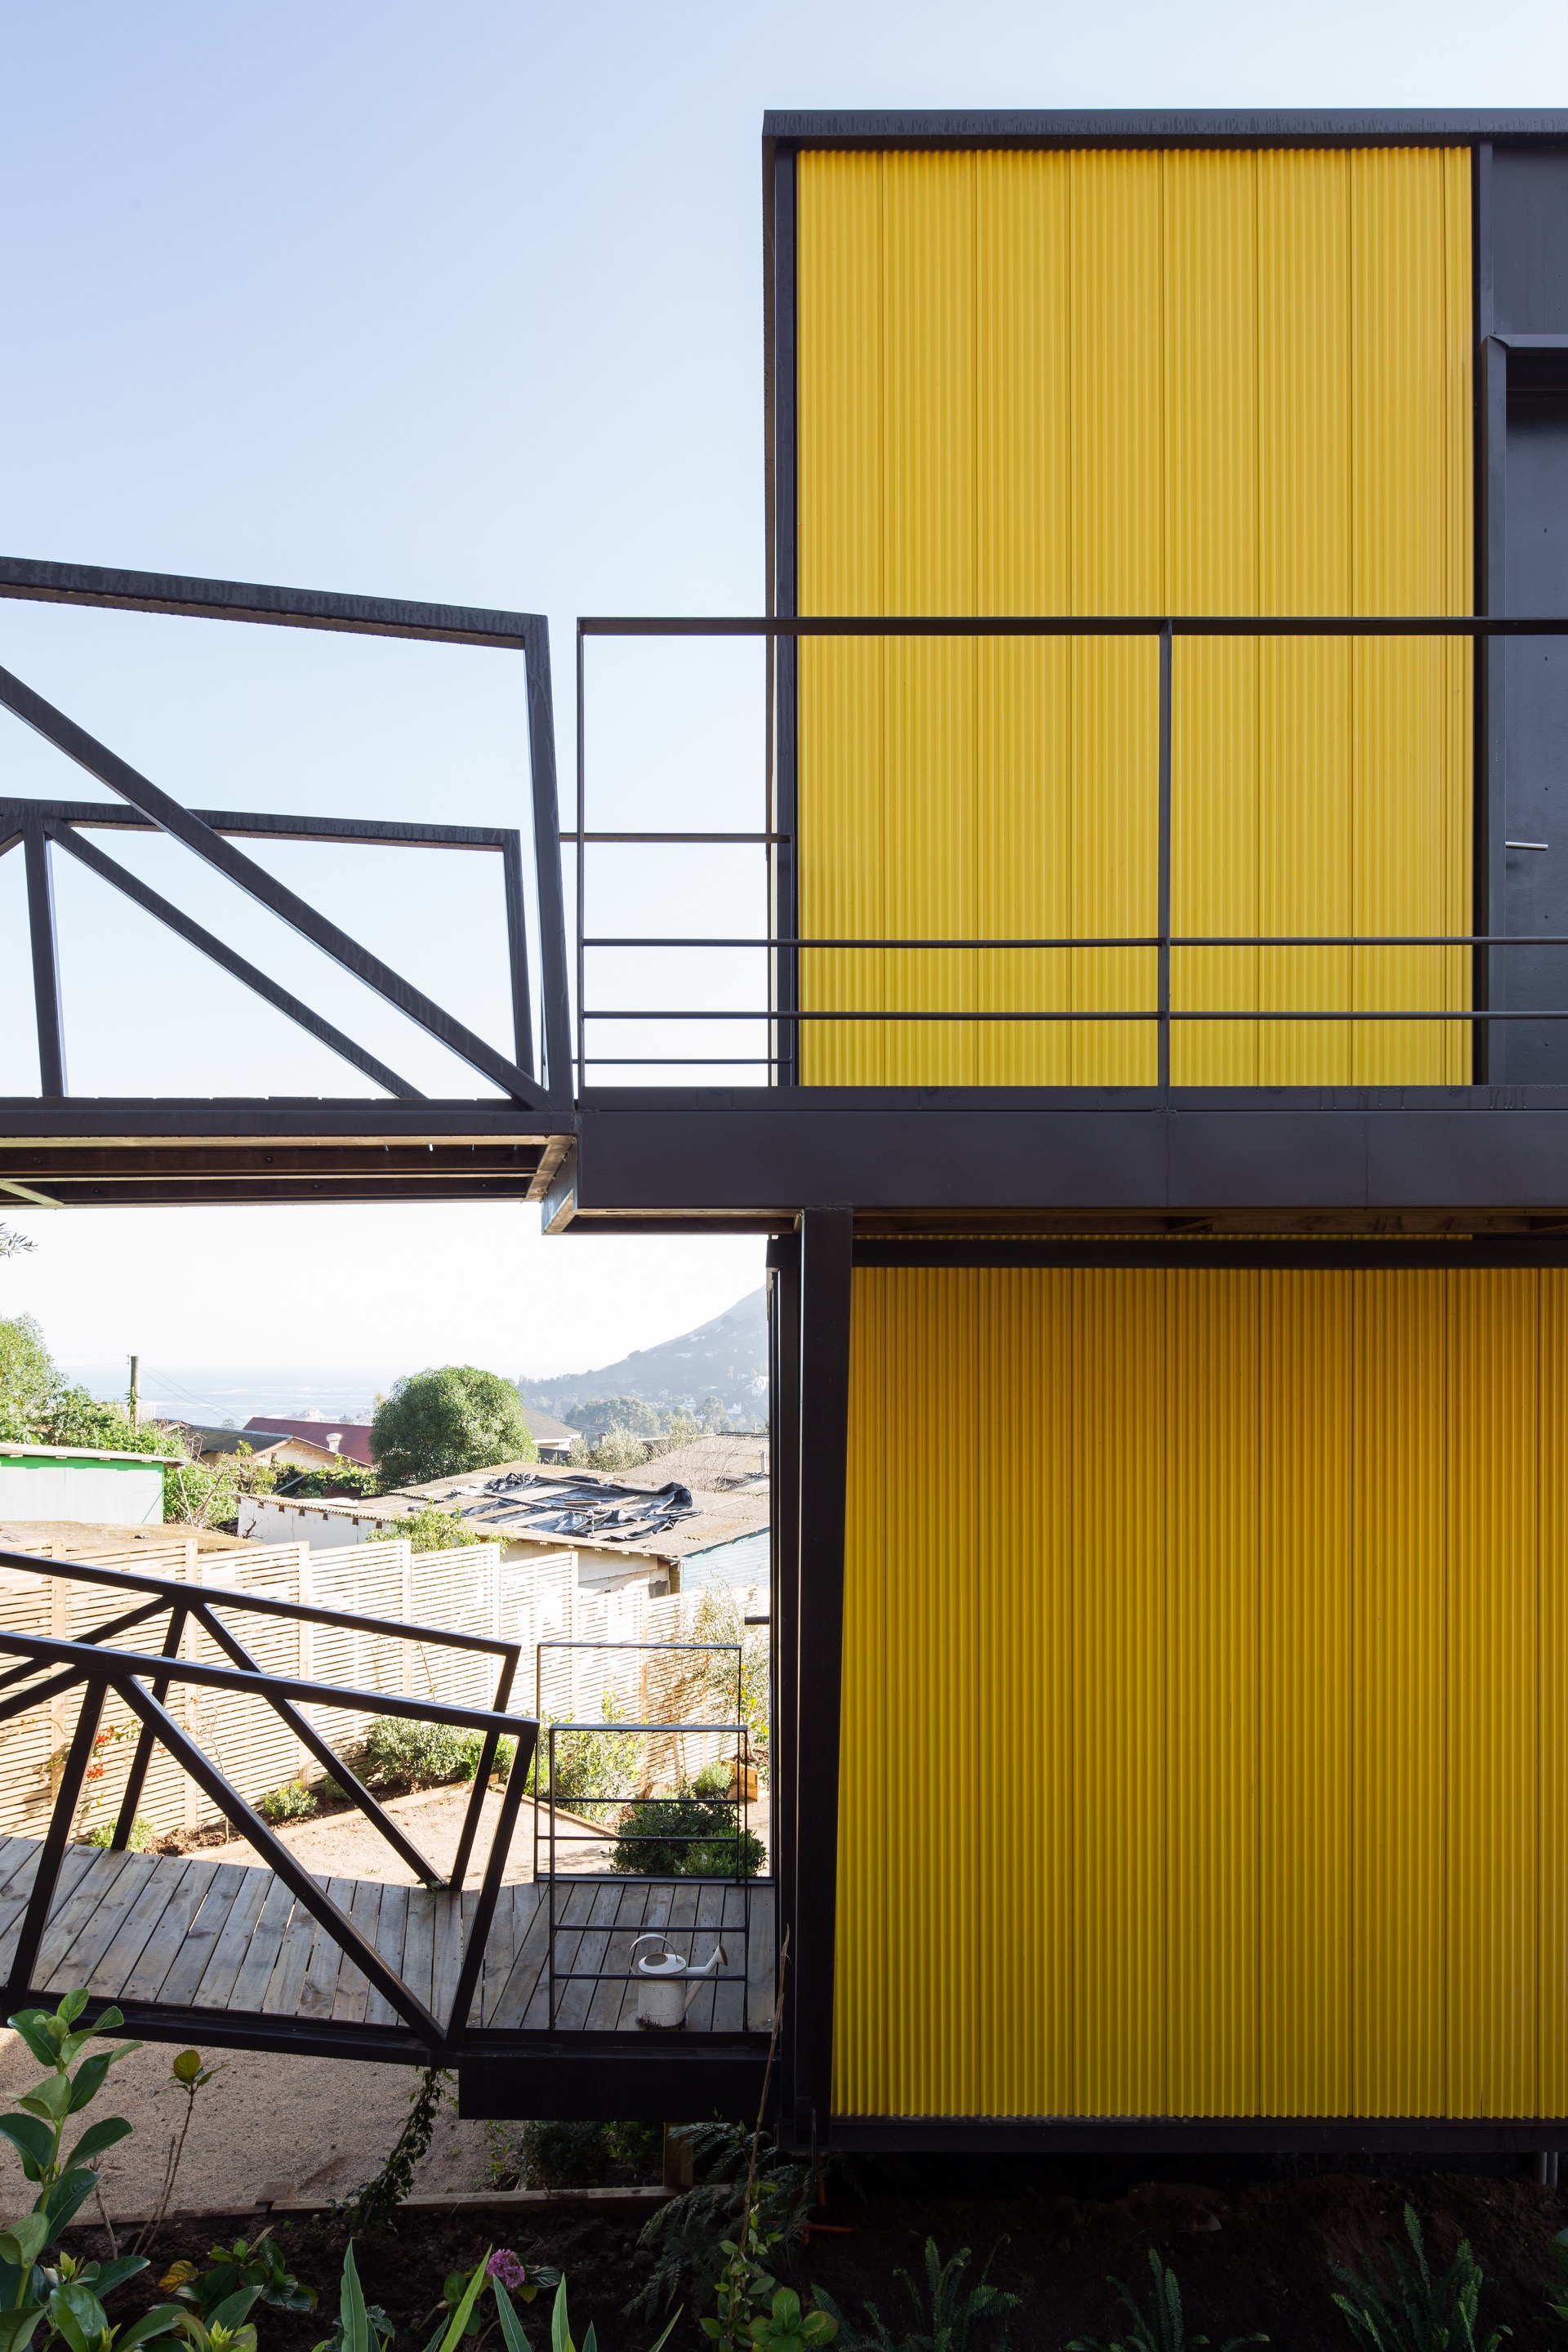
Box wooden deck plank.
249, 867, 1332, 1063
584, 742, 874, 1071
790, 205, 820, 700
477, 1882, 518, 2029
746, 1886, 775, 2032
261, 1880, 324, 2018
488, 1886, 547, 2029
612, 1878, 672, 2029
585, 1882, 648, 2032
222, 1875, 296, 2013
553, 1879, 626, 2034
296, 1877, 355, 2024
155, 1864, 251, 2007
190, 1868, 272, 2011
680, 1882, 728, 2034
430, 1892, 464, 2036
11, 1847, 105, 1985
44, 1855, 158, 1989
401, 1887, 437, 2020
363, 1882, 410, 2029
82, 1861, 194, 2000
329, 1878, 383, 2025
537, 1878, 608, 2031
118, 1861, 220, 2004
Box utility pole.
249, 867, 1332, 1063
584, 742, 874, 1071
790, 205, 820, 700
128, 1355, 140, 1428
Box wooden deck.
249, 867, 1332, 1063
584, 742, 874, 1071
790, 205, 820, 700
0, 1835, 774, 2047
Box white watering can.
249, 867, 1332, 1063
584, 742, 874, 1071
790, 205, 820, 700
632, 1932, 728, 2031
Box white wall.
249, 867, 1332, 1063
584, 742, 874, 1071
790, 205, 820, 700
0, 1457, 163, 1527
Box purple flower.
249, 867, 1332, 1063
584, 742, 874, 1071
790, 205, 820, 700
488, 2252, 527, 2291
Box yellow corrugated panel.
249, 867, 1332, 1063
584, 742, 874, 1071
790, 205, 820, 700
795, 149, 1472, 1086
835, 1266, 1567, 2119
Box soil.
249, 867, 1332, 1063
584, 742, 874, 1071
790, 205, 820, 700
56, 2158, 1568, 2352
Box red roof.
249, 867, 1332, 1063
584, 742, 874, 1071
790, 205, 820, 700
244, 1415, 376, 1467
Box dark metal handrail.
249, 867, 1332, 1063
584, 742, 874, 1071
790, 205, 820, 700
575, 611, 1566, 1091
0, 1548, 538, 2055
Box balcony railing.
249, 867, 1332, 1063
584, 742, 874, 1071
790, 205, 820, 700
572, 612, 1568, 1093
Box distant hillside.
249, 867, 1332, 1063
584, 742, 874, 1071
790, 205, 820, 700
519, 1289, 767, 1424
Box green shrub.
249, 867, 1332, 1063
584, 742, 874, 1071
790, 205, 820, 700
258, 1780, 318, 1824
359, 1717, 516, 1795
1332, 2205, 1500, 2352
518, 2118, 611, 2189
606, 2120, 661, 2172
530, 1692, 644, 1824
610, 1766, 764, 1878
373, 1506, 479, 1551
821, 2241, 1018, 2352
84, 1815, 154, 1851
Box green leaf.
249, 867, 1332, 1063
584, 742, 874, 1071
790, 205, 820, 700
89, 2256, 147, 2299
580, 2326, 597, 2352
341, 2246, 371, 2352
93, 2009, 124, 2035
648, 2314, 682, 2352
550, 2278, 573, 2352
0, 2115, 53, 2180
434, 2256, 490, 2352
206, 2290, 261, 2333
0, 2310, 43, 2352
56, 1993, 87, 2028
492, 2283, 531, 2352
20, 2074, 71, 2122
42, 2165, 103, 2241
64, 2115, 132, 2170
115, 2305, 189, 2352
44, 2291, 91, 2352
0, 2214, 51, 2268
5, 2016, 57, 2071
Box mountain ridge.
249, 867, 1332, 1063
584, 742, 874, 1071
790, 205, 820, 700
516, 1288, 767, 1423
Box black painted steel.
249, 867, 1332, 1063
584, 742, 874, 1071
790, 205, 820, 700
4, 1681, 106, 2007
23, 821, 66, 1098
791, 1209, 853, 2143
0, 556, 543, 648
51, 823, 421, 1100
112, 1605, 186, 1851
762, 109, 1568, 146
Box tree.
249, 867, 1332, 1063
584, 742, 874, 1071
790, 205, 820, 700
370, 1365, 537, 1488
698, 1393, 729, 1432
372, 1505, 479, 1551
0, 1314, 56, 1440
0, 1225, 33, 1261
564, 1394, 662, 1441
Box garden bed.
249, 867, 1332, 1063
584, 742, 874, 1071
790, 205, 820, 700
59, 2160, 1568, 2352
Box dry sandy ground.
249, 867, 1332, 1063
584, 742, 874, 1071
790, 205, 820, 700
0, 2034, 498, 2221
0, 1784, 621, 2221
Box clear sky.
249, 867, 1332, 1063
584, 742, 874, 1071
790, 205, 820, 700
1, 0, 1564, 1409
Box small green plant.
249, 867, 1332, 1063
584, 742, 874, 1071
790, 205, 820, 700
1545, 2228, 1568, 2329
0, 1989, 176, 2352
750, 2292, 840, 2352
531, 1695, 643, 1826
1067, 2249, 1261, 2352
548, 2274, 680, 2352
258, 1781, 318, 1824
817, 2243, 1013, 2352
136, 2051, 225, 2256
610, 1768, 764, 1879
423, 2253, 561, 2341
85, 1818, 154, 1853
605, 2122, 661, 2173
630, 2123, 817, 2323
335, 2066, 452, 2233
160, 2231, 316, 2317
1331, 2206, 1504, 2352
359, 1719, 514, 1796
518, 2119, 612, 2189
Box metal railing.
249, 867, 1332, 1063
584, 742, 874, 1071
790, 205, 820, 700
574, 612, 1568, 1090
0, 1547, 537, 2054
532, 1637, 761, 2030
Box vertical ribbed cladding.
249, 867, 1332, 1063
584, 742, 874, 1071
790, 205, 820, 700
795, 147, 1472, 1088
835, 1265, 1568, 2123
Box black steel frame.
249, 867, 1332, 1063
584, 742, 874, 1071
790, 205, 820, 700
576, 612, 1568, 1091
531, 1637, 762, 2029
0, 556, 572, 1117
0, 1544, 537, 2058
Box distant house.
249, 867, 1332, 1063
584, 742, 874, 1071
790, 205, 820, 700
0, 1441, 179, 1530
184, 1425, 343, 1472
519, 1406, 574, 1462
243, 1414, 374, 1467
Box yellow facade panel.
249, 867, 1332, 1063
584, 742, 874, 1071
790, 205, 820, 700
835, 1266, 1565, 2120
795, 148, 1472, 1087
